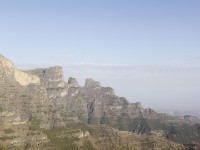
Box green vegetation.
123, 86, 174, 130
0, 136, 16, 141
29, 117, 41, 131
80, 140, 96, 150
0, 105, 3, 112
0, 145, 6, 150
165, 124, 200, 144
26, 117, 200, 149
43, 127, 80, 150
3, 128, 15, 134
24, 143, 31, 150
0, 119, 187, 150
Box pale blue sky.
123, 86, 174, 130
0, 0, 200, 110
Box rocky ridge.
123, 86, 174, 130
0, 54, 200, 149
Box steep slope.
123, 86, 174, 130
0, 55, 57, 147
1, 55, 44, 127
63, 77, 200, 144
43, 122, 187, 150
1, 122, 187, 150
0, 54, 199, 149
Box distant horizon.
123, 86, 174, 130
2, 52, 199, 111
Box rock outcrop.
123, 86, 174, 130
68, 77, 79, 88
27, 66, 65, 89
0, 55, 55, 129
0, 54, 15, 77
85, 78, 101, 88
0, 54, 40, 86
14, 70, 40, 86
0, 54, 200, 149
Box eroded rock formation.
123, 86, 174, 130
0, 54, 200, 149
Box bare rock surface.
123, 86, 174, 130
0, 54, 200, 149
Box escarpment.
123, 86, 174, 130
0, 54, 200, 149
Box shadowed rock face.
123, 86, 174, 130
0, 54, 200, 148
68, 77, 79, 87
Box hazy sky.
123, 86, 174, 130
0, 0, 200, 110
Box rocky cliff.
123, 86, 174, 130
0, 54, 200, 149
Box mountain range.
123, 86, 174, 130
0, 54, 200, 150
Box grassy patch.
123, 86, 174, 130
43, 127, 80, 150
3, 128, 15, 134
29, 117, 40, 131
0, 136, 16, 141
80, 140, 96, 150
0, 145, 6, 150
0, 105, 3, 112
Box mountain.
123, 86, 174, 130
0, 54, 199, 149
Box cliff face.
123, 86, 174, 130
0, 54, 200, 149
26, 66, 67, 108
0, 55, 57, 129
0, 54, 15, 78
0, 54, 164, 130
0, 54, 40, 86
27, 66, 65, 89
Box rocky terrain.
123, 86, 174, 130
0, 54, 200, 149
